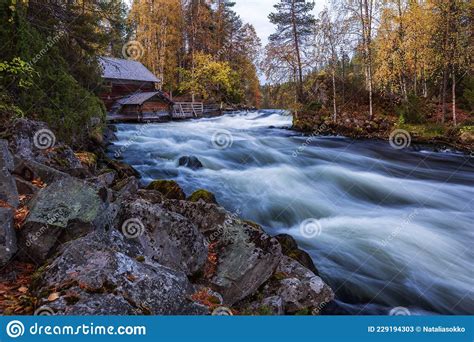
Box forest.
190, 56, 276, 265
0, 0, 473, 145
262, 0, 472, 146
0, 0, 261, 144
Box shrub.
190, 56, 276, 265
396, 94, 427, 124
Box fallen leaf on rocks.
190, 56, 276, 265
14, 206, 29, 229
31, 178, 46, 188
48, 292, 60, 302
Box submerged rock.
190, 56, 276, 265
146, 180, 186, 200
187, 189, 218, 205
178, 156, 203, 170
35, 231, 207, 315
0, 207, 17, 266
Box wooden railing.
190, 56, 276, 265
172, 102, 203, 119
172, 102, 222, 119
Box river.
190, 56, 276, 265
109, 110, 474, 315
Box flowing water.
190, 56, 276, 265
109, 110, 474, 315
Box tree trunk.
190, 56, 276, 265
332, 68, 337, 122
291, 0, 304, 102
452, 66, 456, 125
441, 66, 448, 123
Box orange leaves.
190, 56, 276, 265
47, 292, 60, 302
31, 178, 46, 188
0, 200, 13, 209
0, 262, 37, 315
204, 242, 218, 279
191, 288, 221, 310
14, 206, 29, 230
0, 198, 30, 229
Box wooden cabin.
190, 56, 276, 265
99, 56, 173, 118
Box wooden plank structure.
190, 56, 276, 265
100, 56, 222, 123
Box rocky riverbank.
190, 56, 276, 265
293, 111, 474, 154
0, 118, 334, 315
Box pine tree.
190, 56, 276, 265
268, 0, 316, 102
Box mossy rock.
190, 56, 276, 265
187, 189, 217, 204
74, 152, 97, 168
146, 180, 186, 200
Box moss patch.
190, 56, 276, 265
187, 189, 217, 204
146, 180, 186, 200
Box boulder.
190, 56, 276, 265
203, 217, 282, 305
13, 157, 70, 185
162, 200, 227, 235
0, 207, 17, 266
34, 231, 208, 315
151, 200, 282, 305
275, 234, 319, 275
146, 180, 185, 200
0, 140, 14, 171
178, 156, 203, 170
113, 177, 139, 200
187, 189, 218, 205
96, 170, 117, 187
9, 119, 82, 170
120, 197, 207, 276
0, 140, 19, 208
9, 119, 51, 160
17, 176, 104, 262
104, 158, 140, 179
262, 256, 333, 314
14, 177, 39, 196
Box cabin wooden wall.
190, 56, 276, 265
100, 79, 156, 110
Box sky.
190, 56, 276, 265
125, 0, 326, 47
234, 0, 326, 46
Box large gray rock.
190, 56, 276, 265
17, 176, 104, 262
13, 157, 70, 185
162, 200, 228, 235
35, 231, 207, 315
9, 119, 81, 170
206, 217, 282, 305
169, 201, 282, 305
120, 197, 208, 276
0, 207, 17, 266
0, 140, 19, 208
246, 256, 334, 315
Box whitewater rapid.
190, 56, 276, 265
109, 110, 474, 315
